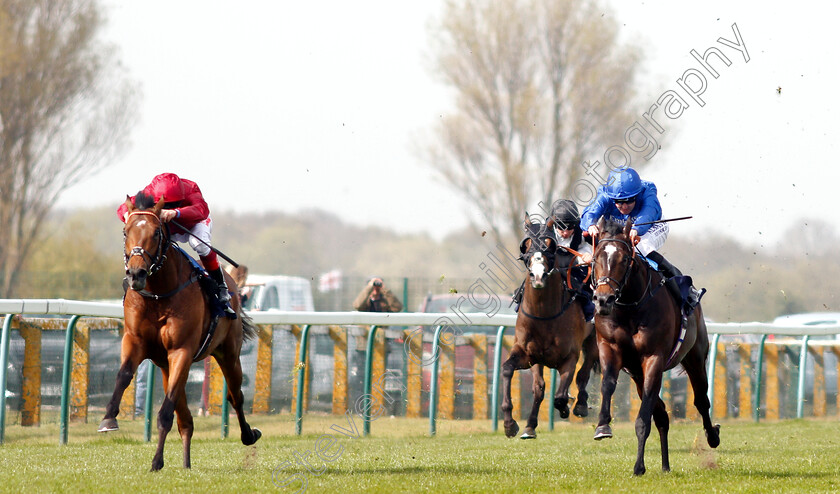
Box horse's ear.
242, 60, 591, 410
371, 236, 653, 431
623, 218, 634, 237
153, 196, 165, 216
595, 217, 607, 241
546, 217, 554, 230
124, 196, 135, 214
524, 212, 532, 225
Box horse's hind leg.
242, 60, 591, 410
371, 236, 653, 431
521, 364, 545, 439
215, 351, 261, 446
99, 335, 144, 432
151, 351, 191, 471
683, 346, 721, 448
573, 327, 598, 418
553, 358, 576, 419
652, 395, 670, 472
175, 391, 194, 469
631, 365, 666, 476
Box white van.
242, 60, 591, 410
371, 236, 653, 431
241, 274, 315, 312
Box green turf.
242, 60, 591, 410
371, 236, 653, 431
2, 414, 840, 493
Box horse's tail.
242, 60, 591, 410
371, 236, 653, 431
240, 310, 258, 341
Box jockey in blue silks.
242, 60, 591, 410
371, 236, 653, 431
580, 167, 701, 308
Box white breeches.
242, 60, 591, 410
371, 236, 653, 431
636, 222, 668, 257
171, 217, 213, 257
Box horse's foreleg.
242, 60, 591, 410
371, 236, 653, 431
215, 349, 261, 446
99, 336, 143, 432
151, 351, 190, 472
594, 351, 620, 440
522, 364, 545, 439
500, 347, 526, 438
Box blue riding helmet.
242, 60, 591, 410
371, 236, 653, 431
604, 168, 643, 200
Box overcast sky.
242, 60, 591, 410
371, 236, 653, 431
60, 0, 838, 248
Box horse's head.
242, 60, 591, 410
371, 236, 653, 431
592, 217, 636, 315
123, 192, 168, 291
519, 215, 557, 289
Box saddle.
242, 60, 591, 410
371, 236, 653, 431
174, 245, 234, 320
642, 257, 704, 320
122, 243, 233, 320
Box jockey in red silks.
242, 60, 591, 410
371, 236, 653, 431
118, 172, 234, 315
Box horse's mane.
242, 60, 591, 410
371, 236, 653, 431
135, 191, 155, 211
523, 220, 555, 241
601, 219, 628, 237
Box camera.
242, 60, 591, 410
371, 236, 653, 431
372, 280, 383, 287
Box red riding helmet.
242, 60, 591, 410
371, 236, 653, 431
149, 173, 185, 203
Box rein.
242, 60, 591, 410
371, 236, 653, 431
125, 211, 197, 300
560, 246, 592, 290
520, 291, 577, 321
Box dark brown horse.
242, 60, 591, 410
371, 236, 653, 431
501, 216, 599, 439
98, 193, 261, 471
590, 218, 719, 475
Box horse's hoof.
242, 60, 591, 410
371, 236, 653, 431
633, 465, 646, 476
520, 427, 536, 440
593, 425, 613, 440
98, 418, 119, 432
706, 423, 721, 448
558, 407, 570, 419
243, 428, 262, 446
504, 422, 520, 438
573, 402, 589, 418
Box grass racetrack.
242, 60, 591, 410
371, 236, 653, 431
2, 413, 840, 493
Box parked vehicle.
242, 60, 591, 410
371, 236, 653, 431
241, 274, 315, 312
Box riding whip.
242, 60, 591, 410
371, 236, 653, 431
632, 216, 693, 227
170, 219, 240, 268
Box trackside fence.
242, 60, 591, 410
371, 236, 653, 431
2, 299, 840, 444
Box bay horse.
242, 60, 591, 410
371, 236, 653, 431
501, 215, 599, 439
590, 218, 719, 475
98, 192, 261, 471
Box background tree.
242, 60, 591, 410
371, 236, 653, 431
0, 0, 138, 296
422, 0, 642, 247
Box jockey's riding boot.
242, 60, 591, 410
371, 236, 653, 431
646, 251, 701, 309
208, 267, 236, 317
645, 251, 683, 278
580, 296, 595, 322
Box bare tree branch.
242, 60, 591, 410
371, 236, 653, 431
422, 0, 642, 249
0, 0, 139, 296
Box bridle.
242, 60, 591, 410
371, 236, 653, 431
592, 237, 641, 306
124, 211, 170, 277
519, 229, 558, 275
